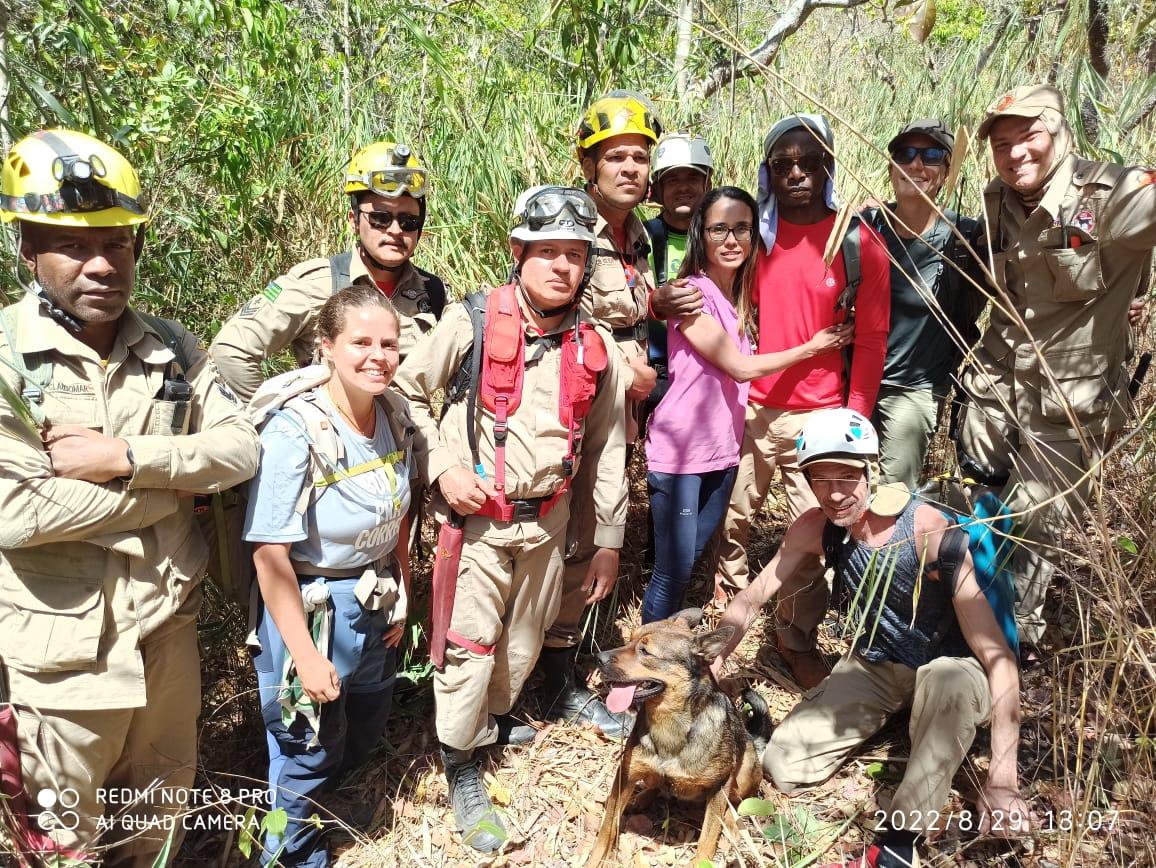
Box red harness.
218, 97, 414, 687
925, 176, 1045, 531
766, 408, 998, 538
472, 283, 608, 522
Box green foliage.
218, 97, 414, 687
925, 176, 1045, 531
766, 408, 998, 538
929, 0, 987, 45
237, 806, 289, 860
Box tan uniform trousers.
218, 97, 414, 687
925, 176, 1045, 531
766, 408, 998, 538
765, 654, 991, 832
435, 505, 568, 751
958, 395, 1099, 646
14, 620, 200, 867
712, 404, 827, 652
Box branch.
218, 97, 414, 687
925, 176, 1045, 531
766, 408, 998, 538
689, 0, 869, 100
1122, 91, 1156, 139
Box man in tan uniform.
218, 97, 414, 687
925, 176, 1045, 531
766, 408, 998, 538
956, 84, 1156, 650
538, 92, 659, 737
210, 140, 447, 401
395, 186, 626, 851
0, 130, 259, 865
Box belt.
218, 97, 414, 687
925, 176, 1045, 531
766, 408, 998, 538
291, 561, 367, 579
611, 322, 647, 342
474, 490, 566, 522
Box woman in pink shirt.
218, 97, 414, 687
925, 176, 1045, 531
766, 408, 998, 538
642, 187, 849, 622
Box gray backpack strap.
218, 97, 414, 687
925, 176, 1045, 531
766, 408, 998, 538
835, 215, 862, 313
329, 251, 354, 296
138, 313, 192, 374
0, 307, 51, 425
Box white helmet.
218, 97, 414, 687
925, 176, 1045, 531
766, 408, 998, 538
510, 185, 598, 245
652, 133, 714, 186
797, 409, 878, 468
797, 409, 911, 516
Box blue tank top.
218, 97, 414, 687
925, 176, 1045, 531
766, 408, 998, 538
832, 500, 964, 668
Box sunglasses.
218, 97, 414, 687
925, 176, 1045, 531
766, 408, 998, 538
705, 223, 753, 243
359, 209, 423, 232
769, 153, 826, 177
890, 146, 949, 166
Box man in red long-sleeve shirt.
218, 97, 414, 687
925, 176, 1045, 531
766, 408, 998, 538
653, 114, 890, 686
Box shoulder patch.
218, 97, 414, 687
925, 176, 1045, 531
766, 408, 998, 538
262, 281, 284, 303
1139, 170, 1156, 188
238, 296, 266, 319
217, 379, 240, 404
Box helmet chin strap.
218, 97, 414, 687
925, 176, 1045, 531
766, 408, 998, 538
26, 280, 84, 333
358, 242, 407, 274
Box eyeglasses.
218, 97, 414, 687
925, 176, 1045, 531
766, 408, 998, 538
516, 188, 598, 232
705, 223, 753, 243
350, 167, 428, 199
358, 209, 423, 232
769, 153, 826, 177
890, 146, 949, 167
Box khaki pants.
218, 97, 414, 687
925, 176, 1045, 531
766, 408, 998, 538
874, 384, 947, 490
957, 389, 1098, 646
15, 620, 200, 867
435, 505, 568, 750
765, 655, 991, 831
711, 404, 826, 652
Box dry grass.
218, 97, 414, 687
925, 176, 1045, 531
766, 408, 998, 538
179, 425, 1156, 867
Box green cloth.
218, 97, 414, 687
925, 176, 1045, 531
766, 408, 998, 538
865, 206, 984, 390
647, 224, 687, 365
279, 578, 333, 748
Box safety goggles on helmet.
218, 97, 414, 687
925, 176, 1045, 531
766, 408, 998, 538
515, 188, 598, 233
890, 145, 949, 167
347, 167, 428, 199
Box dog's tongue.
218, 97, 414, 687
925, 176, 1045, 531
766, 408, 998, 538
606, 684, 636, 714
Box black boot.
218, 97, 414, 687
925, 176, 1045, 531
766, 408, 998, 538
440, 745, 507, 853
537, 645, 632, 739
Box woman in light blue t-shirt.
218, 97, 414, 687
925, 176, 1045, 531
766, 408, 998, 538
244, 284, 413, 868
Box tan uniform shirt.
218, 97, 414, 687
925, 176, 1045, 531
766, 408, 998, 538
0, 295, 260, 709
210, 250, 443, 401
967, 155, 1156, 441
394, 296, 628, 548
583, 212, 656, 386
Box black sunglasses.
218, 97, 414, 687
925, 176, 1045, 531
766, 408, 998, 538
769, 153, 826, 177
359, 209, 422, 232
890, 146, 949, 167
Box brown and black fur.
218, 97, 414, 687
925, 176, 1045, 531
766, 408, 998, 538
584, 608, 771, 866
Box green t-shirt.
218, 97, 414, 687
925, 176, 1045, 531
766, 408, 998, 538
645, 219, 688, 368
866, 206, 984, 390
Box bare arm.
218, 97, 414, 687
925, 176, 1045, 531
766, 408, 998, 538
679, 312, 848, 383
713, 509, 827, 668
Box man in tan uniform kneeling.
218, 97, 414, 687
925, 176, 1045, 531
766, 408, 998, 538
0, 130, 259, 865
394, 186, 626, 852
955, 85, 1156, 654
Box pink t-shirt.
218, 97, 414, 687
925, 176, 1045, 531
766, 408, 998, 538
646, 273, 751, 474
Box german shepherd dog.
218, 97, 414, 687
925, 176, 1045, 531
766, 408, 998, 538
584, 608, 771, 866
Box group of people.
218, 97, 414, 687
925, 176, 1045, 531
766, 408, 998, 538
0, 79, 1152, 868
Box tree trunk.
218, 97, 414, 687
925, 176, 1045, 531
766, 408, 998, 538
1087, 0, 1109, 78
674, 0, 696, 97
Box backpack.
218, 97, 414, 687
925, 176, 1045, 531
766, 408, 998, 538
818, 212, 862, 404
821, 491, 1019, 660
328, 251, 447, 317
441, 285, 608, 521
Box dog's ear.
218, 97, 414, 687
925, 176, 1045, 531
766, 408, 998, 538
669, 608, 704, 628
694, 625, 736, 662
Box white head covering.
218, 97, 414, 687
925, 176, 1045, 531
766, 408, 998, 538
756, 114, 839, 251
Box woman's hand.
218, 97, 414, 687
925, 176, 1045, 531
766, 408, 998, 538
296, 649, 341, 703
808, 322, 854, 355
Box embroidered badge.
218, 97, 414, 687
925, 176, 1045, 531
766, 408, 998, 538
216, 380, 240, 404
994, 93, 1016, 111
237, 297, 265, 319
1139, 170, 1156, 188
1073, 209, 1096, 234
262, 281, 284, 302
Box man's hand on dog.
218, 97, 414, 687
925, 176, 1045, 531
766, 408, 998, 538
583, 547, 620, 604
44, 425, 132, 482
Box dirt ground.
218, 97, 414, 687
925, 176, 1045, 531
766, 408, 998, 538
179, 447, 1154, 868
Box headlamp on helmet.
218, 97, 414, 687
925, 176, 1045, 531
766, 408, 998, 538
1, 129, 148, 228
344, 141, 428, 199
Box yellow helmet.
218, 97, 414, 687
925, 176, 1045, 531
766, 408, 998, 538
576, 91, 662, 155
1, 129, 148, 228
344, 141, 428, 198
